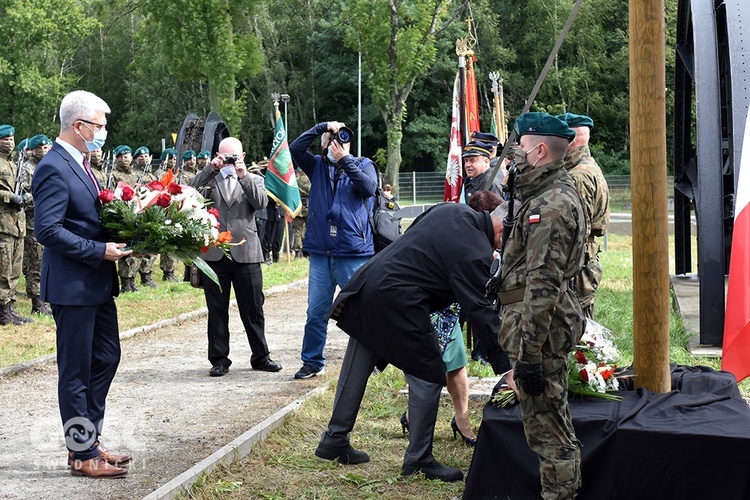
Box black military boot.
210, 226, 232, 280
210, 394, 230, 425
129, 277, 140, 292
8, 302, 33, 324
140, 272, 158, 288
30, 296, 53, 316
0, 302, 24, 326
120, 277, 132, 293
162, 271, 179, 282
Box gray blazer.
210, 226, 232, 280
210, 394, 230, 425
190, 165, 268, 263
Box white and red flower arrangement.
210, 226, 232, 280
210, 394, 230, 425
98, 169, 244, 286
492, 319, 624, 407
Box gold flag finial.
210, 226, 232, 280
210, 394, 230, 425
455, 17, 477, 57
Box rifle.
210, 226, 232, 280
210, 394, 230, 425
14, 138, 30, 200
104, 150, 113, 190
485, 164, 517, 302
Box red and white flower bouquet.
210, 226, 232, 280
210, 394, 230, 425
98, 169, 244, 286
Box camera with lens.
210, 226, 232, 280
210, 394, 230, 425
331, 127, 353, 145
223, 154, 238, 164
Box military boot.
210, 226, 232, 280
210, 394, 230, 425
30, 296, 53, 316
0, 302, 24, 326
120, 277, 133, 293
128, 277, 140, 292
162, 271, 179, 282
9, 302, 33, 324
139, 272, 158, 288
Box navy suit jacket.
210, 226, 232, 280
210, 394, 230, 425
31, 141, 118, 305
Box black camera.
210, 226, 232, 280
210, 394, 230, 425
331, 127, 353, 145
224, 154, 238, 164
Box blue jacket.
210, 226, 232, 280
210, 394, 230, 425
290, 122, 377, 257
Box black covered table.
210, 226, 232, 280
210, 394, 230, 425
464, 366, 750, 499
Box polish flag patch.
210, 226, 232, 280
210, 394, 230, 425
529, 213, 541, 224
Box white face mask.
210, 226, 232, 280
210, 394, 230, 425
220, 165, 236, 177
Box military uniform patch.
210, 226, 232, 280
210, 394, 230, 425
529, 213, 541, 224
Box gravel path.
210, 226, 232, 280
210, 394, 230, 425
0, 281, 350, 499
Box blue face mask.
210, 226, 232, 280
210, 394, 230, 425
81, 122, 107, 152
326, 149, 337, 165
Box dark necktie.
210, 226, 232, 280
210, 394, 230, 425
83, 156, 100, 194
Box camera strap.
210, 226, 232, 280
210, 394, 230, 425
482, 0, 584, 191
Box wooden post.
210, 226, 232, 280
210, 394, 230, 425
630, 0, 671, 392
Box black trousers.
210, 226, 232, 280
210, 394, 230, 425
202, 256, 269, 368
52, 300, 121, 461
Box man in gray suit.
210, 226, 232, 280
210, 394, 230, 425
190, 137, 282, 377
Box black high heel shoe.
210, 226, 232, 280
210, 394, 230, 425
400, 413, 409, 434
451, 417, 477, 447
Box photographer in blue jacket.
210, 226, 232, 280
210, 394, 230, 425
289, 121, 377, 380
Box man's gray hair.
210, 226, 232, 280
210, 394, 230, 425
59, 91, 111, 132
490, 200, 508, 222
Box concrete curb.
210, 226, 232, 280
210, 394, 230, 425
142, 379, 334, 500
0, 278, 308, 379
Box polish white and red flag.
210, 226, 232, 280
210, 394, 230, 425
722, 107, 750, 382
443, 73, 463, 202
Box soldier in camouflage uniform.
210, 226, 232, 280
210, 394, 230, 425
196, 150, 211, 171
111, 145, 144, 292
0, 125, 33, 325
178, 149, 197, 184
293, 166, 311, 258
88, 148, 107, 186
21, 134, 53, 315
132, 146, 159, 288
557, 113, 611, 319
158, 148, 179, 281
497, 113, 585, 500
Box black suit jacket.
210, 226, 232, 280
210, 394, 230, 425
330, 203, 508, 385
32, 141, 118, 305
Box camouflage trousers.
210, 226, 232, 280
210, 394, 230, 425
0, 233, 23, 305
516, 354, 581, 500
160, 253, 176, 273
292, 217, 306, 252
23, 231, 42, 297
118, 255, 141, 278
574, 251, 603, 320
139, 253, 157, 274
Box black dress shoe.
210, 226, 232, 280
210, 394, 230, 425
401, 459, 464, 482
252, 359, 282, 372
315, 442, 370, 464
209, 365, 228, 377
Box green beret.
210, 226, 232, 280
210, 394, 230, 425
181, 149, 196, 161
28, 134, 52, 149
197, 150, 211, 159
114, 145, 132, 157
514, 112, 575, 142
557, 112, 594, 129
160, 148, 178, 161
471, 131, 500, 146
462, 141, 492, 159
134, 146, 150, 158
17, 139, 28, 151
0, 125, 15, 139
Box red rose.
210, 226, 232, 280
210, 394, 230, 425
574, 350, 587, 364
155, 193, 172, 208
98, 189, 115, 203
207, 207, 220, 218
167, 182, 182, 195
579, 369, 589, 382
148, 180, 164, 191
121, 185, 135, 201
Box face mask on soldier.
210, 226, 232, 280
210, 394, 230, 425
0, 142, 13, 155
513, 144, 541, 174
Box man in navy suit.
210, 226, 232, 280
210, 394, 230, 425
32, 90, 133, 478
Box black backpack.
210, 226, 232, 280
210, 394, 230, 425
369, 188, 402, 253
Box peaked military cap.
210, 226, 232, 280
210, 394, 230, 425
0, 125, 15, 139
514, 112, 575, 142
181, 149, 196, 161
28, 134, 52, 149
114, 145, 132, 157
134, 146, 150, 158
471, 131, 500, 146
557, 112, 594, 129
462, 141, 493, 159
160, 148, 177, 161
197, 150, 211, 159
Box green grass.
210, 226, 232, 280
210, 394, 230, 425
0, 257, 309, 368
